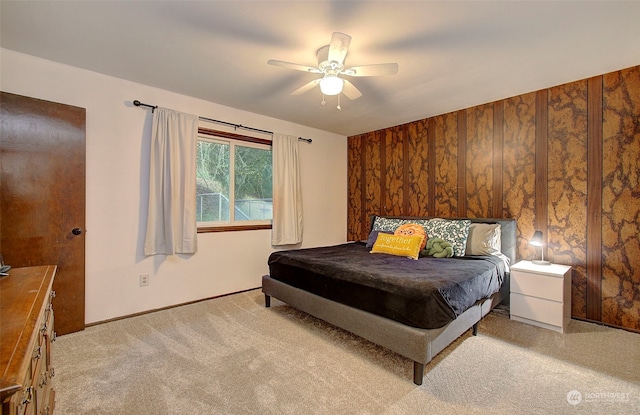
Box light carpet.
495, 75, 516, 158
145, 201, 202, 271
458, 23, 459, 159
53, 289, 639, 414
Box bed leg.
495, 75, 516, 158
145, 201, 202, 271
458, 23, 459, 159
472, 322, 478, 336
264, 294, 271, 308
413, 362, 424, 385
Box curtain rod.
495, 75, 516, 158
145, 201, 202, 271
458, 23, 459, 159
132, 100, 312, 143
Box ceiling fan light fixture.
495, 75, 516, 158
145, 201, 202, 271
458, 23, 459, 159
268, 32, 397, 102
319, 75, 344, 96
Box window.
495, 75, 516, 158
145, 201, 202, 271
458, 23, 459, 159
196, 128, 272, 231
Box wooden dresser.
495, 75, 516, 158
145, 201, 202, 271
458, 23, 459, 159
1, 266, 57, 415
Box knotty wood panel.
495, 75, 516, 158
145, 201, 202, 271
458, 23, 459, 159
586, 76, 603, 321
535, 90, 549, 255
547, 80, 588, 319
457, 112, 467, 216
347, 135, 363, 241
407, 120, 429, 216
492, 102, 504, 218
364, 131, 382, 238
602, 66, 640, 330
427, 118, 436, 215
433, 113, 458, 217
502, 92, 537, 260
466, 104, 494, 218
384, 126, 405, 216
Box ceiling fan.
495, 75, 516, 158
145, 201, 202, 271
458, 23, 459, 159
268, 32, 398, 107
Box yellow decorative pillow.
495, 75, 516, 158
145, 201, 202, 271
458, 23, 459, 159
394, 223, 428, 250
370, 233, 424, 260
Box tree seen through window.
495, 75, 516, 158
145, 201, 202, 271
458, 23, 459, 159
196, 137, 272, 224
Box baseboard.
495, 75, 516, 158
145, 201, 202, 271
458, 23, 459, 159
85, 287, 261, 328
571, 316, 640, 334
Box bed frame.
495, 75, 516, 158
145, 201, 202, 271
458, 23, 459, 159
262, 217, 517, 385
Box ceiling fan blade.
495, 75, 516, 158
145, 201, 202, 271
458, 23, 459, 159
327, 32, 351, 65
291, 79, 321, 96
268, 59, 322, 74
342, 63, 399, 77
342, 80, 362, 100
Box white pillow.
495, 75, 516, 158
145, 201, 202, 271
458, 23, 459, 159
466, 223, 501, 256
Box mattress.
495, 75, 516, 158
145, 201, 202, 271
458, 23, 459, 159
267, 242, 507, 329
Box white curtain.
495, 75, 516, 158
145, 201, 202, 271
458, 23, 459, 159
144, 107, 199, 255
271, 133, 303, 245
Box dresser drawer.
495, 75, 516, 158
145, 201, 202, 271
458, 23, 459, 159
511, 293, 564, 327
511, 270, 564, 302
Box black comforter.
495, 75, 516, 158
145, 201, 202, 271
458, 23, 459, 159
267, 242, 507, 329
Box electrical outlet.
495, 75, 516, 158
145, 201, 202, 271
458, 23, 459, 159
139, 274, 149, 287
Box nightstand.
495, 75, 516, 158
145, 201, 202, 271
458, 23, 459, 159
510, 260, 572, 333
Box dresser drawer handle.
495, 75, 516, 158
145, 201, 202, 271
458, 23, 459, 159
21, 386, 33, 406
39, 371, 48, 387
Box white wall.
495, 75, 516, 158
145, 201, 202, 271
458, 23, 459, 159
0, 48, 348, 324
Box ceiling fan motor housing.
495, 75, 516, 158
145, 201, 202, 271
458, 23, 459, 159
317, 45, 343, 73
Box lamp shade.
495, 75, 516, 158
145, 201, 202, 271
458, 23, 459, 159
529, 230, 550, 265
319, 75, 344, 96
529, 230, 543, 247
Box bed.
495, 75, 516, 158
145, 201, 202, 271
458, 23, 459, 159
262, 216, 517, 385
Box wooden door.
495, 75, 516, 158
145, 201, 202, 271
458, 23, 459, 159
0, 91, 86, 335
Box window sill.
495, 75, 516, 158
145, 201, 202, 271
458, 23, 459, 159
197, 224, 272, 233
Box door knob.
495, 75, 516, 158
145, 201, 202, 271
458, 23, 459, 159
71, 228, 82, 235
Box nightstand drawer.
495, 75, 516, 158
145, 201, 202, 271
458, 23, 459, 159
511, 270, 564, 302
511, 293, 563, 327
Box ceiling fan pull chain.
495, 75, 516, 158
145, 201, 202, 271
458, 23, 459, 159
337, 94, 342, 111
321, 95, 326, 106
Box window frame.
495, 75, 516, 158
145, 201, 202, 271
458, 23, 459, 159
196, 127, 273, 233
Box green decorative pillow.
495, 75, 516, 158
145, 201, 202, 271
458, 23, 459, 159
425, 237, 454, 258
370, 233, 424, 260
425, 219, 471, 256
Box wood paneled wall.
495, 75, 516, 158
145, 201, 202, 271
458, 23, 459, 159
347, 65, 640, 332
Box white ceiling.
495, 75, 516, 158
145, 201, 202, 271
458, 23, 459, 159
1, 1, 639, 136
